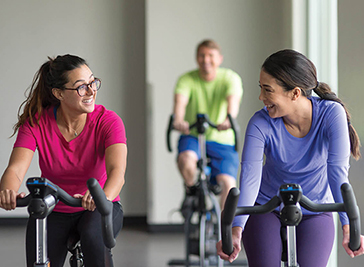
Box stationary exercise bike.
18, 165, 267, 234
167, 114, 246, 267
16, 177, 116, 267
221, 183, 362, 267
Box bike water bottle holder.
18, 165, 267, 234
279, 184, 303, 226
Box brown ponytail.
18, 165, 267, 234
12, 55, 87, 137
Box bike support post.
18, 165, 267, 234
198, 134, 207, 181
35, 218, 50, 267
286, 226, 298, 267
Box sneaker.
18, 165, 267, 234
185, 182, 200, 196
180, 195, 196, 219
208, 183, 221, 195
180, 183, 200, 219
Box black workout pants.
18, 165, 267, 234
26, 202, 123, 267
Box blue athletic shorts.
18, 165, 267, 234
178, 135, 239, 184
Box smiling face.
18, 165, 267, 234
59, 64, 97, 115
196, 46, 223, 77
259, 69, 294, 118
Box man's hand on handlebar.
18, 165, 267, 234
0, 190, 25, 210
172, 119, 190, 135
216, 226, 242, 263
342, 224, 364, 258
74, 190, 96, 211
217, 117, 232, 131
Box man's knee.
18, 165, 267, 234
177, 150, 198, 168
216, 174, 236, 188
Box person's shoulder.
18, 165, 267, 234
92, 104, 107, 115
91, 105, 120, 120
312, 96, 344, 115
218, 68, 241, 78
178, 69, 199, 81
245, 108, 272, 138
30, 106, 54, 125
218, 68, 242, 88
175, 70, 200, 89
251, 108, 270, 123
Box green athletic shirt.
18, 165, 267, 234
174, 68, 243, 145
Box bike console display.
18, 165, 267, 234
279, 184, 303, 226
26, 177, 58, 219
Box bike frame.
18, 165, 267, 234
16, 177, 116, 267
221, 183, 361, 267
167, 114, 245, 267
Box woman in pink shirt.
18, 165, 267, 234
0, 54, 127, 266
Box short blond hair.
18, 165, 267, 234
196, 39, 221, 55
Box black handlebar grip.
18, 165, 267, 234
87, 178, 111, 214
221, 187, 240, 255
166, 114, 174, 152
341, 183, 361, 251
57, 187, 82, 207
227, 114, 240, 152
16, 195, 32, 207
87, 178, 116, 249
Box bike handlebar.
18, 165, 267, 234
221, 187, 240, 255
167, 114, 240, 152
87, 178, 116, 248
16, 177, 116, 249
342, 183, 361, 251
16, 194, 33, 207
221, 183, 361, 255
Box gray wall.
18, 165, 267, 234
0, 0, 146, 217
0, 1, 363, 265
338, 1, 364, 266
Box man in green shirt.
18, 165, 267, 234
173, 39, 243, 214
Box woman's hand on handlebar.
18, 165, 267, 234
217, 117, 231, 131
74, 190, 96, 211
173, 119, 190, 135
342, 224, 364, 258
0, 189, 26, 210
216, 226, 242, 263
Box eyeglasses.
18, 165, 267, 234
63, 78, 101, 97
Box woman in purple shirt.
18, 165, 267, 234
0, 55, 127, 266
217, 49, 364, 266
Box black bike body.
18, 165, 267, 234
167, 114, 245, 267
221, 183, 361, 267
16, 177, 116, 267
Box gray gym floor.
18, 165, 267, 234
0, 221, 247, 266
2, 221, 362, 266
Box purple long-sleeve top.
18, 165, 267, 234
233, 97, 350, 230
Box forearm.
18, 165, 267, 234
0, 167, 23, 192
104, 143, 127, 201
173, 94, 188, 121
1, 147, 33, 191
232, 226, 243, 238
226, 94, 241, 118
103, 169, 125, 201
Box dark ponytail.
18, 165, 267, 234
314, 82, 361, 160
262, 49, 361, 160
12, 54, 87, 136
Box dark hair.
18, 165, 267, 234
262, 49, 361, 160
196, 39, 222, 55
12, 54, 87, 136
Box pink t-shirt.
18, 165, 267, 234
14, 105, 127, 213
